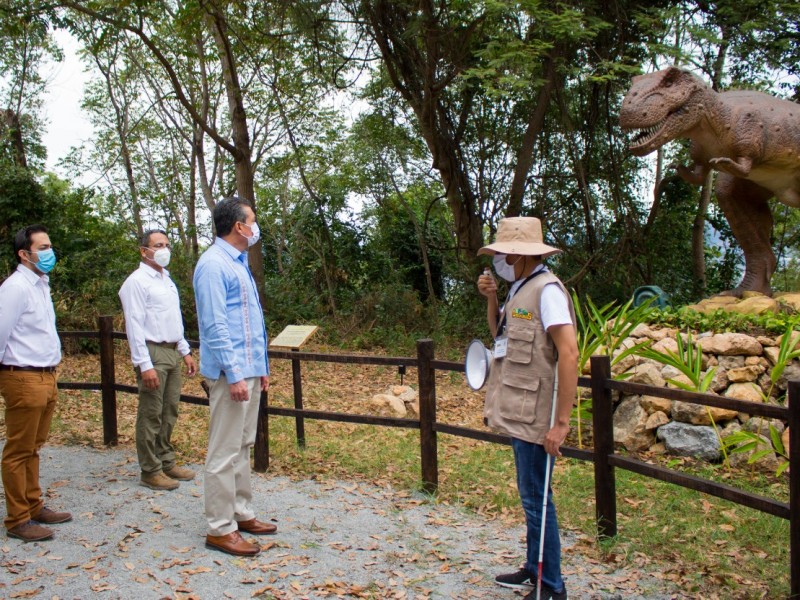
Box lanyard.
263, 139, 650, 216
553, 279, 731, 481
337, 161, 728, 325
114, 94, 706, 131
496, 268, 546, 336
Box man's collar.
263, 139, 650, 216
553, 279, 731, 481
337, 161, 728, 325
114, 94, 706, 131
16, 263, 48, 284
215, 237, 246, 261
138, 262, 168, 278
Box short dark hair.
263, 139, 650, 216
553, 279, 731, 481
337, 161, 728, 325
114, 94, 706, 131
13, 224, 48, 263
140, 229, 167, 247
214, 196, 249, 237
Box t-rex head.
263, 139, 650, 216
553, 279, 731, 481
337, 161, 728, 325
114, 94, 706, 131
619, 66, 709, 156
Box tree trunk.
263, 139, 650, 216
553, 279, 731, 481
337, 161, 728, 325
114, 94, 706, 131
205, 1, 267, 307
507, 51, 559, 216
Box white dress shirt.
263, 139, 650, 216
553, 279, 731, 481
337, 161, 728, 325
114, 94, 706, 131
0, 264, 62, 367
119, 262, 190, 372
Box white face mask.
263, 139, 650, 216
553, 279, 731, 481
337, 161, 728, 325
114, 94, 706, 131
241, 221, 261, 247
493, 254, 521, 282
153, 248, 171, 267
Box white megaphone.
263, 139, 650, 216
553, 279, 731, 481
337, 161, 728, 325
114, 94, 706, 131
464, 338, 493, 390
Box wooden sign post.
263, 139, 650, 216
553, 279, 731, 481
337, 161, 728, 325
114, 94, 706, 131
269, 325, 318, 450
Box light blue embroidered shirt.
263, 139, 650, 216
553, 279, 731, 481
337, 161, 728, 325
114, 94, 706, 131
193, 238, 269, 383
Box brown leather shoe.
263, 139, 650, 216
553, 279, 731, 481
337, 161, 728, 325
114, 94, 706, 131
141, 471, 179, 491
32, 507, 72, 524
7, 521, 54, 542
237, 518, 277, 535
205, 530, 260, 556
163, 465, 195, 481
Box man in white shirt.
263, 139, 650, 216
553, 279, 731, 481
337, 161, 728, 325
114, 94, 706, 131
119, 230, 197, 491
0, 225, 72, 542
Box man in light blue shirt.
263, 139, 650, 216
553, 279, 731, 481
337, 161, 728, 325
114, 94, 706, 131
193, 197, 275, 557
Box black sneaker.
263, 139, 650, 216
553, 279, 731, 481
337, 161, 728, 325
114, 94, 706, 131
523, 583, 568, 600
495, 567, 536, 590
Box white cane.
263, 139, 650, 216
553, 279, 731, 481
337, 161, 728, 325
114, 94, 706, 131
536, 367, 559, 600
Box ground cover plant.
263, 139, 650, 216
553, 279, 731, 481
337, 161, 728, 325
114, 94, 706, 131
10, 337, 790, 599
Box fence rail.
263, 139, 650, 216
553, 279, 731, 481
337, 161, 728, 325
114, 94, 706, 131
55, 316, 799, 597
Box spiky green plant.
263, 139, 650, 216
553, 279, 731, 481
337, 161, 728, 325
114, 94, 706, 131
723, 328, 800, 476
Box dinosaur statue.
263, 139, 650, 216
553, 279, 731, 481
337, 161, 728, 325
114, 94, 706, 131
619, 66, 800, 296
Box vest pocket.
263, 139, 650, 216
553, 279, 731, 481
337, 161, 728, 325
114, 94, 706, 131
498, 376, 540, 424
506, 326, 535, 364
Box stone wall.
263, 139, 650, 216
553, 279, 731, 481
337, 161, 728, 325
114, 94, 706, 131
607, 325, 799, 470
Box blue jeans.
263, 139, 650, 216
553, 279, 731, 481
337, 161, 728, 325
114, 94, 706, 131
511, 437, 564, 592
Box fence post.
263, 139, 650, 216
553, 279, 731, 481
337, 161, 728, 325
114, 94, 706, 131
292, 348, 305, 448
591, 355, 616, 538
417, 338, 438, 494
254, 390, 269, 473
789, 379, 800, 599
98, 315, 118, 446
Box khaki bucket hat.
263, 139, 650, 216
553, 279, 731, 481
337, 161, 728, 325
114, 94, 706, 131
478, 217, 561, 258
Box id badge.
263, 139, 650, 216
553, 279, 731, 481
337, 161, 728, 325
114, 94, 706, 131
493, 336, 508, 359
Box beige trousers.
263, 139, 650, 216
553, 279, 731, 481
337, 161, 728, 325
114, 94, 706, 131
204, 375, 260, 536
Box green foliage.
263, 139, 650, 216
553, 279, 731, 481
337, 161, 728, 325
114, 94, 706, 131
722, 327, 799, 476
638, 333, 716, 393
646, 306, 800, 335
570, 292, 653, 447
637, 332, 728, 465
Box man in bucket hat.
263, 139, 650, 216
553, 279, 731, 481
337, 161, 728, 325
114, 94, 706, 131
477, 216, 578, 600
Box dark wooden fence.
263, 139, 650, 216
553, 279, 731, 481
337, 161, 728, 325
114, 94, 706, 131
58, 316, 799, 597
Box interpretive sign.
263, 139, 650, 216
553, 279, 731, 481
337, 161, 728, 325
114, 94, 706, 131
269, 325, 319, 349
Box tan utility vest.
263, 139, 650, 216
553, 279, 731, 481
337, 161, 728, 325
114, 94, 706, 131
484, 271, 576, 445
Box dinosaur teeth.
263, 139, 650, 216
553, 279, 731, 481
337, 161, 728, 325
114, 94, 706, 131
633, 120, 665, 145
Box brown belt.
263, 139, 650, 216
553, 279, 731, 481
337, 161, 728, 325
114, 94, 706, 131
0, 365, 57, 373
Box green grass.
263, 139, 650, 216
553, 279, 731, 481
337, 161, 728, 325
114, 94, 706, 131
265, 416, 791, 599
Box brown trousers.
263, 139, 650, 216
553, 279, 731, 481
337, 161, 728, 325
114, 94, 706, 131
0, 370, 58, 529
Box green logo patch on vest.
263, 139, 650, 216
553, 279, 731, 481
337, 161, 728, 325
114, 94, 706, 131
511, 308, 532, 320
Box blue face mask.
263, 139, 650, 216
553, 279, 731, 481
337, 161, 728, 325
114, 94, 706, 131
28, 248, 57, 274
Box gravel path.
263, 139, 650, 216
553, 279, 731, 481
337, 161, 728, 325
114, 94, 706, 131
0, 444, 681, 599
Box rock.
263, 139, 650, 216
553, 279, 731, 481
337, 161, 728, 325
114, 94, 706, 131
718, 355, 745, 370
398, 387, 418, 403
640, 395, 672, 415
699, 333, 762, 356
652, 338, 679, 354
726, 296, 779, 315
757, 336, 777, 347
727, 365, 763, 383
710, 367, 730, 393
371, 393, 406, 417
757, 373, 773, 396
660, 365, 682, 380
744, 417, 785, 436
665, 373, 694, 389
392, 385, 410, 396
728, 433, 781, 472
777, 330, 800, 350
783, 428, 790, 454
777, 362, 800, 391
672, 400, 738, 425
764, 346, 781, 365
624, 363, 666, 388
775, 291, 800, 311
720, 420, 742, 438
649, 442, 667, 455
645, 411, 670, 430
745, 356, 768, 367
724, 382, 764, 403
613, 397, 654, 452
629, 323, 652, 338
657, 421, 721, 461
